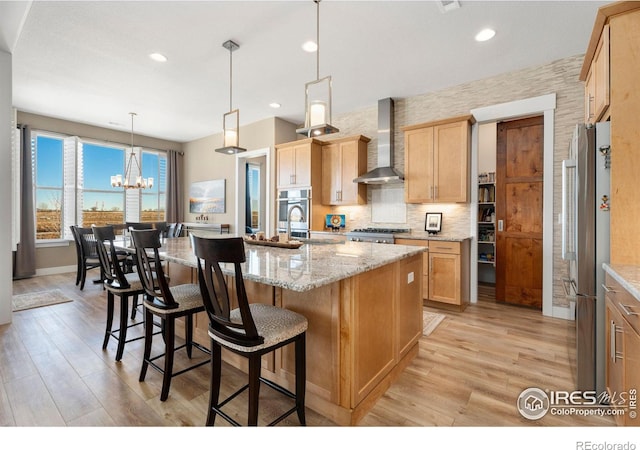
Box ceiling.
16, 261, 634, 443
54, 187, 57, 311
3, 0, 606, 143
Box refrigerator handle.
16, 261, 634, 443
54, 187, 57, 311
562, 277, 577, 296
561, 158, 576, 260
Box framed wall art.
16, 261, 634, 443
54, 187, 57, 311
189, 179, 226, 213
425, 212, 442, 234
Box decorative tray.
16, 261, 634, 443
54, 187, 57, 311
242, 237, 303, 249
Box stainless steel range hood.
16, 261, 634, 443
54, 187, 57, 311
353, 97, 404, 184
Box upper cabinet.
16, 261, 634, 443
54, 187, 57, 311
402, 115, 474, 204
321, 135, 370, 206
275, 138, 323, 190
582, 3, 640, 266
583, 24, 610, 124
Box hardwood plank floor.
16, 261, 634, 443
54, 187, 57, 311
2, 275, 617, 428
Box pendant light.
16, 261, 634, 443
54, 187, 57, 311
110, 112, 153, 189
296, 0, 339, 137
215, 40, 246, 154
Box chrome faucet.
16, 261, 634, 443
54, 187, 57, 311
286, 204, 305, 242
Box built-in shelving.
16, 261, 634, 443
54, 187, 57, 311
478, 180, 495, 267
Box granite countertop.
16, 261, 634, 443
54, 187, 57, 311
157, 236, 426, 292
603, 263, 640, 302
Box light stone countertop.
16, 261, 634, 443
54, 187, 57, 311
154, 236, 426, 292
603, 263, 640, 302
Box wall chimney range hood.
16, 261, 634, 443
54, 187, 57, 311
353, 98, 404, 184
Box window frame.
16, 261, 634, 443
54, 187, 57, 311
32, 130, 67, 244
30, 129, 167, 243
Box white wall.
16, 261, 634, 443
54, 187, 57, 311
478, 122, 497, 174
1, 50, 13, 325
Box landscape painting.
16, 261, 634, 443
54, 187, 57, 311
189, 179, 226, 213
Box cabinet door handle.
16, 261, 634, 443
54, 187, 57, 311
620, 304, 639, 316
601, 284, 616, 294
610, 320, 624, 362
434, 186, 438, 199
587, 94, 593, 119
430, 186, 434, 200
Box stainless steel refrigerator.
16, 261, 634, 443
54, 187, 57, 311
561, 121, 610, 393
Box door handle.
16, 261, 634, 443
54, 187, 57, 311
497, 220, 503, 232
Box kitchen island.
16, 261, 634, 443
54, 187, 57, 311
158, 236, 425, 425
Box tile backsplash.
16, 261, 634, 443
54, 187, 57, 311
329, 185, 471, 236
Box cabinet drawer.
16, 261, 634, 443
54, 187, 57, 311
604, 274, 640, 336
427, 240, 460, 254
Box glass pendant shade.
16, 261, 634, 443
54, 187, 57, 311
216, 109, 245, 154
296, 76, 338, 137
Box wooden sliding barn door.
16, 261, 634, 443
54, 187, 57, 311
495, 116, 544, 309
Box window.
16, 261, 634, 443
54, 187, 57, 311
141, 151, 167, 222
81, 143, 126, 227
33, 134, 64, 240
31, 130, 167, 241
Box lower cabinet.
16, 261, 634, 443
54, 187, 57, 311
395, 238, 469, 309
604, 274, 640, 426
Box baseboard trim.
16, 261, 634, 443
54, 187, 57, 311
35, 265, 77, 277
552, 305, 574, 321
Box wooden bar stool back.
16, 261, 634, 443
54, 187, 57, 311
130, 229, 210, 401
92, 225, 146, 361
70, 225, 101, 290
192, 236, 308, 426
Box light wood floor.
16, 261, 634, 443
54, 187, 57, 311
1, 275, 616, 427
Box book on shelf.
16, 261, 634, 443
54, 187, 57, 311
478, 185, 495, 203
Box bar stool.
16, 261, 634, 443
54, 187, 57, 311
192, 235, 308, 426
92, 225, 146, 361
130, 229, 211, 401
70, 225, 102, 290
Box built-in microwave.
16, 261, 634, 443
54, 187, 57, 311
277, 189, 310, 238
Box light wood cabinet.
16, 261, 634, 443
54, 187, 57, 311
584, 24, 610, 124
321, 135, 370, 205
402, 115, 474, 204
582, 4, 640, 265
395, 239, 429, 300
276, 139, 321, 189
395, 238, 469, 310
604, 273, 640, 426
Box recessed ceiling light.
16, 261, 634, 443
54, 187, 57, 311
302, 41, 317, 53
269, 102, 281, 109
149, 53, 168, 62
475, 28, 496, 42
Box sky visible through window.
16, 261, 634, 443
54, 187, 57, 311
35, 136, 165, 212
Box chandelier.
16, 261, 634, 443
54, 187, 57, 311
296, 0, 339, 137
110, 112, 153, 189
215, 39, 246, 154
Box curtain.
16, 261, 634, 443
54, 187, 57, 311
165, 150, 184, 223
13, 125, 36, 279
245, 163, 251, 233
